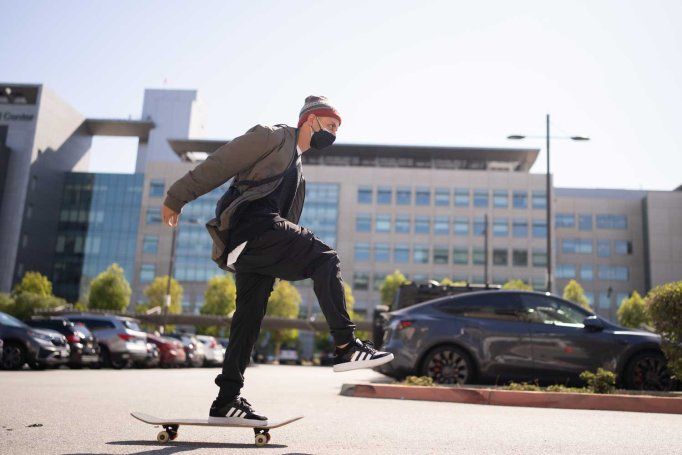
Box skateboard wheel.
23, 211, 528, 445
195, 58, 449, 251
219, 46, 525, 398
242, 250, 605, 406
265, 432, 271, 443
169, 432, 178, 441
255, 433, 268, 446
157, 431, 170, 443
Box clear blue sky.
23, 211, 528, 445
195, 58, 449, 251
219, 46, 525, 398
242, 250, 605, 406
2, 0, 680, 190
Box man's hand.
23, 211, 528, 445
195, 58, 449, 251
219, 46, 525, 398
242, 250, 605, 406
162, 204, 180, 227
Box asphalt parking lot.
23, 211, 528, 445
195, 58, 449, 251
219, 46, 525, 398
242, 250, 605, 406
1, 364, 681, 454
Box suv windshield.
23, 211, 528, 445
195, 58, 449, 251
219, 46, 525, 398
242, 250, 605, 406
0, 312, 27, 328
122, 320, 142, 332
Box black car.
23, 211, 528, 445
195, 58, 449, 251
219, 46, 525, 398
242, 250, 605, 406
1, 312, 70, 370
376, 290, 676, 391
27, 317, 100, 368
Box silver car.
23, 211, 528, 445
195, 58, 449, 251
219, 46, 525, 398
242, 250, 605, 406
63, 314, 148, 369
195, 335, 224, 367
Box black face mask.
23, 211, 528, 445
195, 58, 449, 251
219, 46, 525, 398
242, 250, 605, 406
310, 117, 336, 150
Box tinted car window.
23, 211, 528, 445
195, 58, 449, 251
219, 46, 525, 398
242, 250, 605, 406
70, 318, 116, 330
122, 320, 142, 331
520, 294, 589, 325
0, 312, 27, 328
436, 293, 524, 322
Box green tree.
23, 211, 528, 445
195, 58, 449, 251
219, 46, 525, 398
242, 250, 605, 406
12, 271, 52, 297
88, 263, 132, 311
198, 274, 236, 337
439, 277, 468, 286
617, 291, 650, 328
503, 278, 533, 291
0, 293, 13, 313
142, 275, 183, 315
380, 269, 409, 310
266, 279, 301, 357
562, 279, 591, 311
646, 280, 682, 381
11, 292, 68, 320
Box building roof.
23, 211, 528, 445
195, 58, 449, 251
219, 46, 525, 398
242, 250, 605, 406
84, 118, 155, 141
167, 138, 540, 171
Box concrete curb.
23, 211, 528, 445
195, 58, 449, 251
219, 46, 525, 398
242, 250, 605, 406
340, 383, 682, 414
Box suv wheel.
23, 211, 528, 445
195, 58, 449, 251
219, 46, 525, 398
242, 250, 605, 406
101, 347, 128, 369
2, 342, 27, 370
623, 351, 675, 391
420, 345, 475, 385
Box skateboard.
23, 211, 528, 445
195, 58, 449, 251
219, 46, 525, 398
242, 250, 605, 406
131, 411, 304, 446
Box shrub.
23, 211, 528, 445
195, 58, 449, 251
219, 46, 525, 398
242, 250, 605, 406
403, 375, 435, 386
617, 291, 650, 328
505, 381, 541, 391
646, 280, 682, 380
579, 368, 616, 394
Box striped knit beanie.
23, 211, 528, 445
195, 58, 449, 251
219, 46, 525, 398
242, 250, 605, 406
297, 95, 342, 128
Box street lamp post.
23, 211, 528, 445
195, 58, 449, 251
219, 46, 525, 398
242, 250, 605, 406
161, 225, 179, 334
508, 114, 589, 294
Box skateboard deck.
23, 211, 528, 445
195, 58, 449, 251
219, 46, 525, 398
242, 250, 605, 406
131, 411, 303, 446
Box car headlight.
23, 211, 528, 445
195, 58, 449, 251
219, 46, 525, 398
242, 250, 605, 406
30, 332, 54, 346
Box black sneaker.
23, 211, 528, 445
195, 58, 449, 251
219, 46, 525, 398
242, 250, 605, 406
332, 338, 394, 372
208, 395, 268, 426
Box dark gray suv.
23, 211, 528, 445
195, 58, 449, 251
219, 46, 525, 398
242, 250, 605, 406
375, 290, 675, 391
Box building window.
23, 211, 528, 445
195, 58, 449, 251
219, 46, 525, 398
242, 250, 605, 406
597, 239, 611, 257
395, 214, 410, 233
473, 217, 486, 236
377, 186, 392, 204
146, 207, 162, 224
454, 188, 469, 207
355, 213, 371, 232
493, 218, 508, 237
532, 191, 546, 209
579, 264, 593, 281
434, 216, 449, 235
531, 276, 545, 291
615, 293, 629, 308
433, 245, 449, 264
596, 214, 628, 229
472, 248, 485, 265
354, 243, 370, 262
394, 244, 410, 263
415, 216, 430, 234
415, 187, 431, 205
598, 265, 629, 281
142, 235, 158, 253
579, 214, 593, 231
584, 292, 594, 306
614, 240, 632, 255
473, 189, 488, 207
493, 190, 508, 208
374, 243, 390, 262
493, 249, 508, 266
140, 263, 155, 283
375, 214, 391, 232
373, 272, 388, 291
413, 244, 429, 263
512, 249, 528, 266
598, 292, 612, 309
353, 271, 369, 290
556, 264, 576, 279
435, 188, 450, 206
512, 219, 528, 237
562, 238, 592, 254
453, 217, 469, 236
452, 247, 468, 265
555, 213, 575, 228
357, 186, 372, 204
532, 249, 547, 267
513, 190, 528, 208
532, 220, 547, 238
149, 180, 165, 198
396, 187, 411, 205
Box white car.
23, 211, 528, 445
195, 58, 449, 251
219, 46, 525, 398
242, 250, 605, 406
196, 335, 224, 367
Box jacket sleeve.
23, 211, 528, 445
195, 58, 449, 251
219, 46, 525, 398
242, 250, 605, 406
163, 124, 276, 213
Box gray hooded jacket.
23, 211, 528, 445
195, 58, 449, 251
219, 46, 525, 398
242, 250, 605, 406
163, 124, 305, 273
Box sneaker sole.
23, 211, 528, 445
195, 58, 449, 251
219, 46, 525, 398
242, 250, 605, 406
208, 415, 269, 427
333, 353, 394, 372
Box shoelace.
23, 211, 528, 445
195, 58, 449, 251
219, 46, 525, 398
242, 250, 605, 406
236, 396, 254, 412
359, 339, 377, 354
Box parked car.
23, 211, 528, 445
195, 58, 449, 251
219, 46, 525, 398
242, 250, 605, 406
375, 290, 676, 391
196, 335, 225, 367
278, 346, 301, 365
0, 335, 3, 365
166, 333, 205, 368
133, 340, 160, 368
27, 317, 100, 368
63, 314, 148, 369
147, 334, 186, 368
0, 312, 70, 370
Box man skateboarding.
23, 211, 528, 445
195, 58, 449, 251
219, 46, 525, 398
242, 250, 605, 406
162, 96, 393, 426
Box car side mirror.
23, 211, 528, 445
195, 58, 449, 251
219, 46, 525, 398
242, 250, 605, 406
583, 315, 604, 332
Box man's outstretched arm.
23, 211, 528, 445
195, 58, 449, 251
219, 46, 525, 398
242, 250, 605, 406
162, 124, 276, 224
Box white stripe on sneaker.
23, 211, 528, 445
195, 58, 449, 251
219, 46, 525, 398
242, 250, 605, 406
352, 351, 361, 361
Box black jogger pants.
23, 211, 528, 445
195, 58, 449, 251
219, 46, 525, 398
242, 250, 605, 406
214, 219, 357, 400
